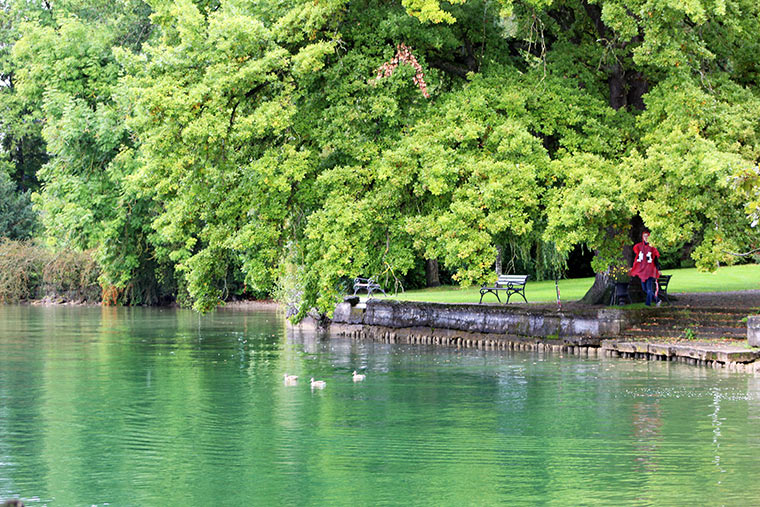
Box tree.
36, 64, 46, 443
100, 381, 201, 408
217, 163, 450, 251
12, 11, 168, 304
3, 0, 759, 314
0, 0, 152, 191
118, 0, 341, 311
386, 0, 760, 303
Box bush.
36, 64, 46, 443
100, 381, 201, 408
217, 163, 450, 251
0, 240, 48, 302
42, 248, 101, 301
0, 240, 101, 303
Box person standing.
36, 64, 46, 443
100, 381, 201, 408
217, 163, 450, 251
630, 229, 661, 306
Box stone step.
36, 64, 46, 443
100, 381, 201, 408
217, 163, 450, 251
630, 320, 746, 330
602, 340, 760, 363
634, 319, 746, 331
626, 321, 746, 331
622, 327, 747, 340
637, 307, 753, 319
632, 309, 750, 318
625, 308, 750, 335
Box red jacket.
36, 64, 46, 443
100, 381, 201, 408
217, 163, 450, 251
630, 241, 660, 280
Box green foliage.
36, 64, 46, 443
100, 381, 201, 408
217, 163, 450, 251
0, 160, 37, 240
735, 164, 760, 230
0, 0, 153, 191
13, 13, 168, 305
2, 0, 759, 316
118, 0, 342, 312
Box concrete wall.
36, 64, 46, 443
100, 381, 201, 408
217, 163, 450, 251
332, 300, 627, 342
324, 301, 760, 373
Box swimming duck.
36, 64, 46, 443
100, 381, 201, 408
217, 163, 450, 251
310, 377, 327, 389
283, 374, 298, 384
352, 370, 366, 382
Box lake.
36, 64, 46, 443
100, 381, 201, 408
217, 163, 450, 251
2, 305, 760, 505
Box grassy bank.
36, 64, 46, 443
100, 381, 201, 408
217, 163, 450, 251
379, 264, 760, 304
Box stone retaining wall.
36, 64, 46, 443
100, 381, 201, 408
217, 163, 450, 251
332, 299, 627, 343
323, 299, 760, 373
330, 321, 603, 356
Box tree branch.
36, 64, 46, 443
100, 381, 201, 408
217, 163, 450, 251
723, 247, 760, 257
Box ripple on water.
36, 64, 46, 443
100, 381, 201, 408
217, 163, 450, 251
3, 308, 760, 505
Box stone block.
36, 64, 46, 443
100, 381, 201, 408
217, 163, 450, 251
430, 305, 469, 331
332, 302, 352, 323
365, 301, 395, 327
596, 309, 627, 335
391, 302, 431, 328
483, 311, 511, 334
536, 315, 560, 337
748, 316, 760, 347
563, 316, 599, 337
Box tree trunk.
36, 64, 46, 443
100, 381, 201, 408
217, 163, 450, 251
608, 63, 628, 110
582, 0, 648, 113
581, 270, 611, 304
495, 245, 503, 275
425, 258, 440, 287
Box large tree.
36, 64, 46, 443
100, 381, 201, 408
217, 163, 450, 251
10, 5, 166, 304
4, 0, 759, 313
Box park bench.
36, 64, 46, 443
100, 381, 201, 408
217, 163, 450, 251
657, 274, 672, 303
479, 274, 529, 304
352, 277, 387, 298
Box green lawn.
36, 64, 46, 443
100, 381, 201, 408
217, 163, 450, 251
378, 264, 760, 304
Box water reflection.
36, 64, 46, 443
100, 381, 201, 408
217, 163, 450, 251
2, 305, 760, 505
632, 399, 662, 473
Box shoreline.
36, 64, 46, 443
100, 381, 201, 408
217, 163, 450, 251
10, 293, 760, 372
319, 295, 760, 373
12, 297, 283, 311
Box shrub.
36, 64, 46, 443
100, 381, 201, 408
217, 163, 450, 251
0, 239, 48, 302
42, 248, 101, 301
0, 240, 101, 303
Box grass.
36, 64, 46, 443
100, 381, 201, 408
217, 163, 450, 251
378, 264, 760, 304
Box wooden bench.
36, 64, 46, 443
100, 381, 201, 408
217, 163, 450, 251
657, 274, 672, 303
479, 275, 529, 304
352, 277, 386, 298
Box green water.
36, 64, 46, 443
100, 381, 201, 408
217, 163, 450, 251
2, 305, 760, 506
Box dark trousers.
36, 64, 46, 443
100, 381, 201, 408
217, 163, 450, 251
641, 277, 658, 306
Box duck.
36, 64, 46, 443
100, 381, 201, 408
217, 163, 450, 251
310, 377, 327, 389
352, 370, 366, 382
283, 373, 298, 384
